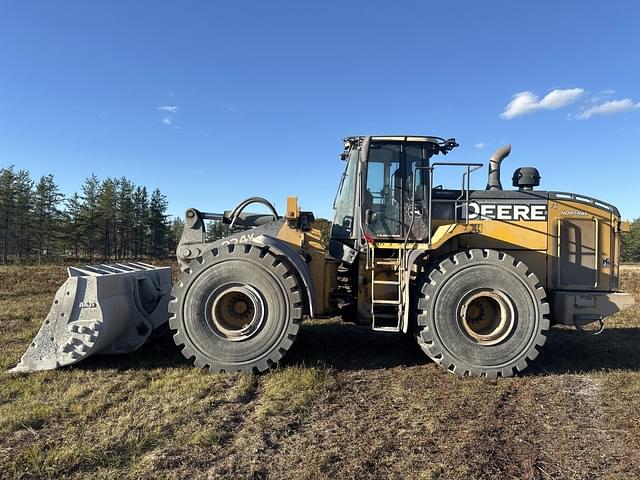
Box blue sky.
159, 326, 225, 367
1, 1, 638, 220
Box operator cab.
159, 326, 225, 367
331, 135, 461, 244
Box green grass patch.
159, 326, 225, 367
257, 366, 336, 419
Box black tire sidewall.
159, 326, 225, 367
180, 256, 293, 370
430, 262, 539, 369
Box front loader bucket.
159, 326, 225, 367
9, 262, 172, 373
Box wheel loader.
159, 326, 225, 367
11, 135, 635, 378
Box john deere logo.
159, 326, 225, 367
468, 202, 547, 221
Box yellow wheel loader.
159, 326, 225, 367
12, 136, 634, 378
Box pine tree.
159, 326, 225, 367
0, 167, 16, 263
96, 178, 117, 259
115, 178, 135, 258
64, 193, 82, 260
205, 220, 229, 242
621, 219, 640, 263
133, 186, 149, 258
169, 216, 184, 253
13, 169, 33, 260
148, 188, 169, 258
32, 174, 63, 261
80, 175, 100, 261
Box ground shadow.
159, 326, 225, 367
77, 332, 191, 371
283, 321, 427, 370
74, 321, 427, 372
75, 321, 640, 375
527, 327, 640, 375
286, 322, 640, 374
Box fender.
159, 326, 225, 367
250, 234, 316, 318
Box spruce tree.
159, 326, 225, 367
116, 178, 135, 258
148, 188, 169, 258
80, 175, 100, 261
621, 219, 640, 263
64, 193, 82, 260
133, 186, 149, 258
32, 174, 63, 261
169, 216, 184, 253
0, 167, 16, 263
97, 178, 117, 259
13, 169, 33, 260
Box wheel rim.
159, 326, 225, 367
205, 283, 265, 342
457, 289, 516, 346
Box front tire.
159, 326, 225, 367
415, 249, 549, 378
169, 243, 303, 373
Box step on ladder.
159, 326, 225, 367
370, 247, 403, 332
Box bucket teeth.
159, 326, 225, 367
69, 351, 84, 360
70, 324, 95, 335
8, 262, 172, 373
60, 335, 92, 352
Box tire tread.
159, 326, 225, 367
168, 244, 303, 373
415, 248, 550, 378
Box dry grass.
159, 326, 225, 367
1, 266, 640, 479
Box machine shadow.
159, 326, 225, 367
286, 322, 640, 374
76, 322, 640, 375
282, 321, 427, 371
75, 320, 428, 372
526, 326, 640, 375
77, 332, 192, 372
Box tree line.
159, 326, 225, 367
0, 166, 184, 264
622, 219, 640, 263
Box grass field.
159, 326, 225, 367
1, 266, 640, 479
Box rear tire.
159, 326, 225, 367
415, 249, 549, 378
169, 243, 303, 373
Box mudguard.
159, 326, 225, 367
250, 235, 316, 318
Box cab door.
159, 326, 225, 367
362, 141, 435, 240
362, 142, 403, 238
403, 143, 432, 241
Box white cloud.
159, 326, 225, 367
158, 105, 179, 127
500, 88, 585, 119
474, 143, 487, 150
158, 105, 179, 113
576, 98, 640, 120
584, 89, 616, 106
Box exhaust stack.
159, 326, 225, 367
486, 144, 512, 191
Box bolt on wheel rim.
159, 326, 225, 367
205, 283, 265, 341
457, 289, 516, 346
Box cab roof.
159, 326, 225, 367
343, 135, 459, 155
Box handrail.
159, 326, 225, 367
404, 162, 483, 256
557, 219, 562, 284
593, 217, 600, 288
